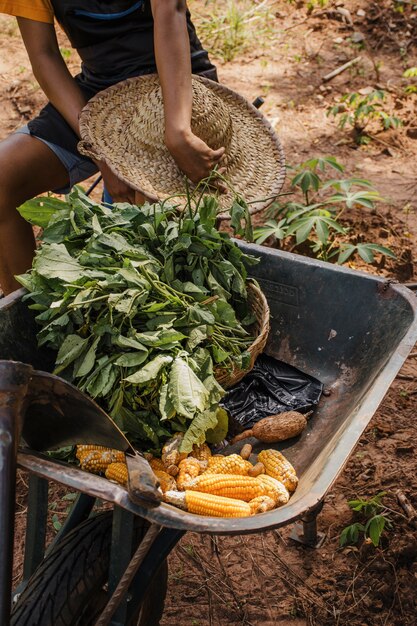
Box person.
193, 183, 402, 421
0, 1, 225, 295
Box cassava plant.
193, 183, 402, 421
327, 90, 402, 144
340, 492, 393, 548
403, 67, 417, 94
254, 156, 396, 265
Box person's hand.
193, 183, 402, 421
166, 129, 226, 189
97, 160, 145, 204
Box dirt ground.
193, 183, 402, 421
2, 1, 417, 624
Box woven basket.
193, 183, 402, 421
78, 74, 286, 219
214, 282, 270, 389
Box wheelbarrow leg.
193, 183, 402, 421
289, 500, 326, 548
0, 362, 33, 625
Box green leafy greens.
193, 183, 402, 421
17, 187, 258, 452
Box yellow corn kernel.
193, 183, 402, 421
190, 443, 212, 462
258, 449, 298, 493
105, 462, 128, 486
249, 496, 276, 515
205, 455, 225, 470
205, 454, 253, 476
176, 457, 202, 490
186, 473, 269, 502
149, 458, 165, 472
164, 490, 251, 518
258, 475, 289, 506
153, 470, 177, 493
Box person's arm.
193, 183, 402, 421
151, 0, 225, 184
17, 18, 137, 202
17, 18, 87, 135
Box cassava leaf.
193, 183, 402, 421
124, 355, 173, 385
54, 334, 88, 374
33, 244, 84, 281
168, 357, 210, 419
180, 409, 219, 453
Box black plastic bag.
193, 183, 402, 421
222, 354, 323, 435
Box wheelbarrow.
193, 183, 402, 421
1, 243, 417, 625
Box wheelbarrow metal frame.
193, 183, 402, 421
1, 244, 417, 624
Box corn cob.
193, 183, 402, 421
149, 458, 165, 473
176, 457, 202, 490
76, 445, 125, 465
164, 490, 251, 518
153, 470, 177, 493
258, 449, 298, 492
206, 455, 226, 469
258, 475, 290, 506
249, 496, 276, 515
204, 454, 253, 476
190, 443, 212, 463
162, 433, 187, 467
187, 472, 290, 505
78, 449, 124, 473
105, 462, 128, 486
186, 473, 271, 502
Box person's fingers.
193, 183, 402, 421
210, 146, 225, 162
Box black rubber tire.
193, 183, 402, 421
11, 511, 167, 626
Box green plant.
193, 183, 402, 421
403, 67, 417, 94
327, 90, 402, 144
285, 0, 329, 9
17, 186, 257, 453
340, 492, 393, 547
190, 0, 274, 62
254, 156, 395, 265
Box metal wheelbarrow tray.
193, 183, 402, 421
1, 244, 417, 622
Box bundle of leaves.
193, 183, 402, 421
17, 187, 258, 453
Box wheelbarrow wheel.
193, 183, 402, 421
11, 511, 167, 626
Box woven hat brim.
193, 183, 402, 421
78, 75, 286, 217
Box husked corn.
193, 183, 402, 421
187, 473, 272, 502
190, 443, 212, 462
258, 449, 298, 492
176, 457, 201, 490
164, 490, 251, 518
78, 449, 124, 473
187, 473, 291, 506
205, 454, 253, 476
162, 433, 187, 467
149, 458, 165, 472
153, 469, 177, 493
105, 462, 128, 486
76, 445, 125, 465
249, 496, 276, 514
258, 475, 290, 506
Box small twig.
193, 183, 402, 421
396, 490, 417, 527
322, 56, 362, 83
396, 374, 415, 381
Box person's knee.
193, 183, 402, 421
0, 136, 43, 219
0, 169, 29, 223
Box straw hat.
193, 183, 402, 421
78, 74, 285, 218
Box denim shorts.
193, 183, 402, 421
15, 125, 99, 195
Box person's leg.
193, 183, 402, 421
0, 133, 70, 295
